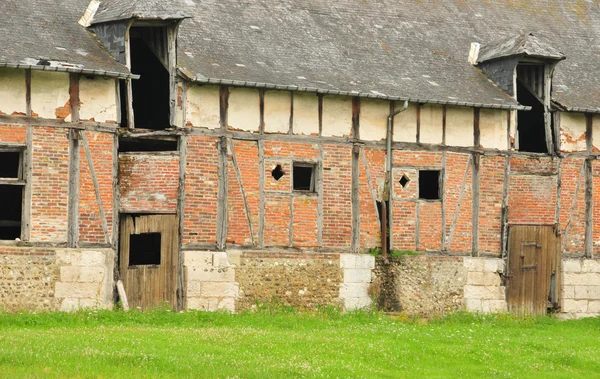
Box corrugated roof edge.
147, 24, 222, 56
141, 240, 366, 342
0, 63, 140, 80
182, 72, 531, 111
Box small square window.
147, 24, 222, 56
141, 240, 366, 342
0, 150, 24, 240
129, 232, 161, 266
0, 151, 21, 179
293, 162, 316, 192
419, 170, 441, 200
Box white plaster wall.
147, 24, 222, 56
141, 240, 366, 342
228, 87, 260, 132
560, 112, 587, 152
445, 106, 473, 147
360, 99, 388, 141
0, 68, 27, 115
173, 82, 185, 128
79, 76, 118, 123
31, 71, 70, 120
420, 104, 443, 144
322, 95, 352, 137
480, 109, 508, 150
264, 90, 290, 134
593, 115, 600, 152
292, 92, 319, 135
393, 103, 417, 142
185, 85, 220, 129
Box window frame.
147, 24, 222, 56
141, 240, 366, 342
0, 146, 26, 241
417, 169, 442, 201
292, 161, 317, 193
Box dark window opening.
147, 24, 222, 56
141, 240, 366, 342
293, 163, 316, 192
130, 27, 170, 130
0, 185, 22, 240
271, 164, 285, 181
399, 174, 410, 188
129, 232, 161, 266
0, 152, 21, 178
119, 80, 129, 128
517, 64, 548, 153
118, 137, 178, 152
419, 170, 440, 200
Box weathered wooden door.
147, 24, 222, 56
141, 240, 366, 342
119, 214, 179, 310
506, 225, 560, 315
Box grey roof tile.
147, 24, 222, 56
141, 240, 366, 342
478, 33, 565, 63
92, 0, 192, 24
0, 0, 130, 76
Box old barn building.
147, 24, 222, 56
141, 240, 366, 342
1, 0, 600, 318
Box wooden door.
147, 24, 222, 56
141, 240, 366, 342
506, 225, 560, 315
119, 214, 179, 310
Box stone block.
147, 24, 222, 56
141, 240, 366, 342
79, 298, 101, 309
464, 257, 485, 272
343, 268, 372, 284
467, 271, 501, 286
199, 282, 239, 298
55, 282, 99, 299
582, 260, 600, 273
564, 273, 600, 286
186, 280, 202, 297
343, 297, 372, 310
60, 266, 105, 283
339, 283, 369, 299
187, 297, 209, 311
183, 251, 216, 268
81, 250, 110, 266
465, 298, 482, 311
339, 254, 356, 269
562, 259, 583, 273
213, 252, 234, 268
483, 259, 504, 273
485, 300, 507, 313
563, 285, 575, 299
587, 300, 600, 313
464, 285, 505, 300
355, 254, 375, 269
59, 298, 79, 312
574, 313, 597, 319
574, 286, 588, 300
186, 266, 235, 282
226, 250, 242, 266
588, 286, 600, 299
217, 297, 236, 312
562, 299, 588, 313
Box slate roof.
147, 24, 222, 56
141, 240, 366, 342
92, 0, 192, 25
176, 0, 600, 112
478, 33, 566, 63
0, 0, 132, 78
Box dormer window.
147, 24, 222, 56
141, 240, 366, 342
475, 33, 565, 154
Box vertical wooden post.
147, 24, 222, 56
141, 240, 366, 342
585, 114, 594, 258
67, 74, 80, 248
472, 109, 481, 257
216, 136, 228, 250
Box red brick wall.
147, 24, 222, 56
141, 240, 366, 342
444, 153, 472, 252
359, 147, 384, 249
118, 153, 179, 214
293, 196, 319, 247
227, 140, 259, 246
30, 127, 69, 242
560, 158, 585, 254
322, 144, 352, 248
593, 162, 600, 255
0, 124, 26, 143
508, 157, 557, 225
479, 155, 505, 255
184, 136, 219, 244
419, 202, 442, 250
79, 132, 114, 244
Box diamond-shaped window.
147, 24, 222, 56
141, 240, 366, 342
399, 174, 410, 188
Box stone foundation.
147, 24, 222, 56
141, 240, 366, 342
0, 247, 114, 312
561, 259, 600, 319
463, 257, 507, 313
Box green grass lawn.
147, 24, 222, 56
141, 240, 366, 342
0, 307, 599, 378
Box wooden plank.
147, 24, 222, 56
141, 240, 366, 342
361, 147, 380, 231
67, 129, 80, 248
416, 104, 421, 143
501, 156, 511, 259
25, 70, 31, 117
116, 280, 129, 311
258, 140, 265, 247
176, 135, 187, 310
81, 131, 110, 244
220, 85, 229, 131
216, 137, 228, 250
441, 151, 447, 249
288, 92, 294, 135
351, 143, 360, 252
473, 108, 480, 147
585, 158, 593, 258
259, 89, 265, 134
317, 144, 324, 247
21, 124, 33, 241
472, 153, 480, 256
